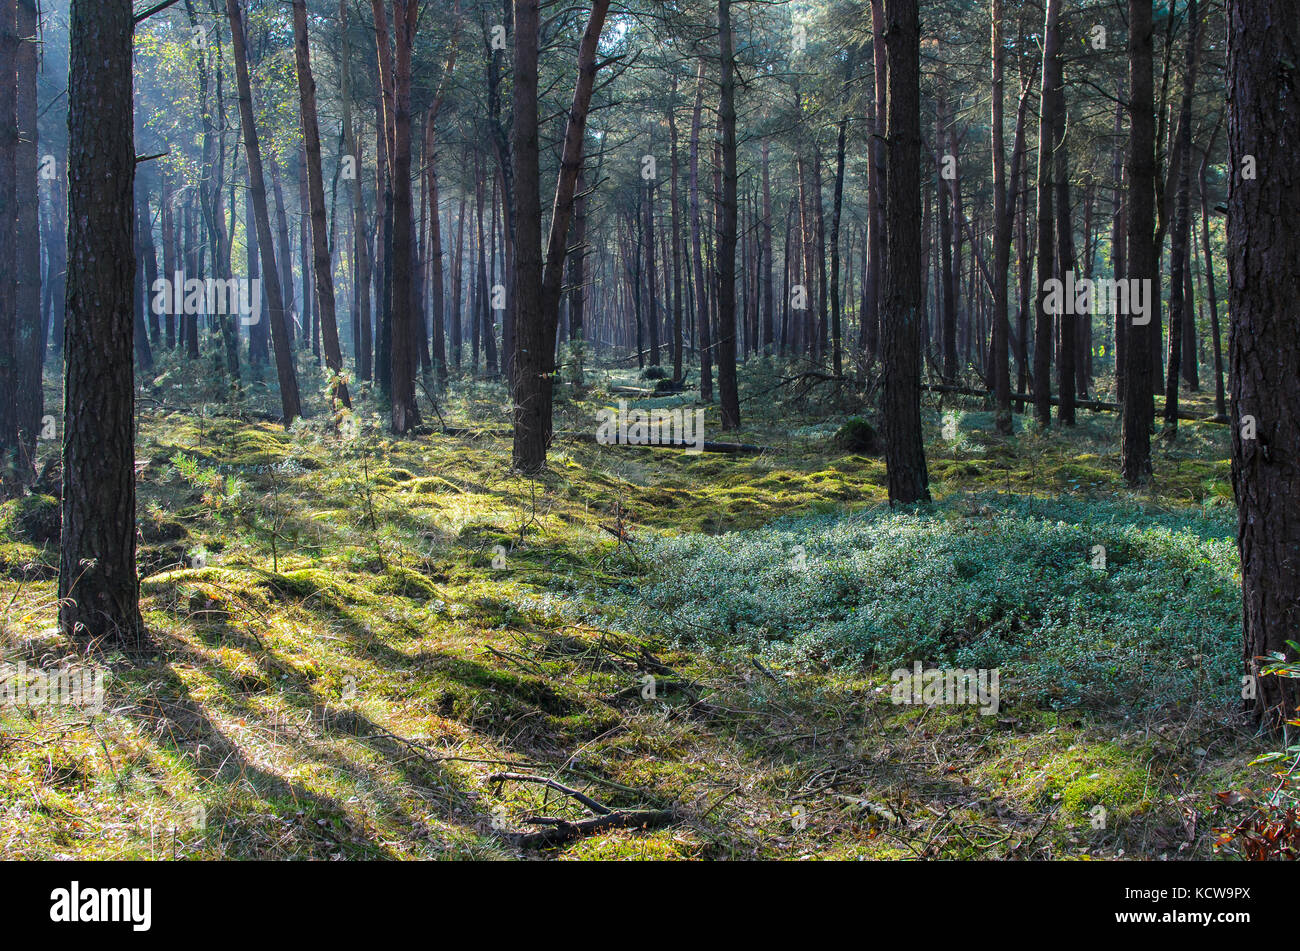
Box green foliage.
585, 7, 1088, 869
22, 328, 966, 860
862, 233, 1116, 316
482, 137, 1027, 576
615, 494, 1241, 711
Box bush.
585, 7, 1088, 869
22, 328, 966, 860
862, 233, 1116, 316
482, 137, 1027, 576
641, 365, 669, 381
610, 494, 1241, 711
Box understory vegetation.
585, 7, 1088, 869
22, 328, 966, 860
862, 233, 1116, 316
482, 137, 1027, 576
0, 360, 1283, 860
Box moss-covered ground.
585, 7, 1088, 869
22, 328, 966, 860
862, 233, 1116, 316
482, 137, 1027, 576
0, 356, 1271, 859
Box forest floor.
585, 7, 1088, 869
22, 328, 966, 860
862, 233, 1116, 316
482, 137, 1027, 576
0, 356, 1277, 860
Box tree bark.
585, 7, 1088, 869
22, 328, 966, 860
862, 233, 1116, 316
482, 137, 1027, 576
1122, 0, 1155, 486
1227, 0, 1300, 730
60, 0, 143, 641
510, 0, 545, 470
879, 0, 929, 503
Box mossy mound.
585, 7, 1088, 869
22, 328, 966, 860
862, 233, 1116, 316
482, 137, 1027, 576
830, 417, 883, 455
3, 494, 60, 545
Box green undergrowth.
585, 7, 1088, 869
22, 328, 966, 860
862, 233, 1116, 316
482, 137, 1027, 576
0, 360, 1264, 860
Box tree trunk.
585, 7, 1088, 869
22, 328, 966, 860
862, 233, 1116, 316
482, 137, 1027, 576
1163, 0, 1199, 435
1032, 0, 1060, 429
338, 0, 372, 381
988, 0, 1016, 434
715, 0, 741, 430
689, 59, 712, 402
292, 0, 350, 408
879, 0, 929, 503
1227, 0, 1300, 730
510, 0, 545, 470
14, 0, 39, 475
938, 93, 957, 385
1199, 119, 1226, 421
0, 0, 18, 495
60, 0, 143, 641
227, 0, 302, 424
1122, 0, 1155, 486
389, 0, 421, 433
1052, 37, 1076, 427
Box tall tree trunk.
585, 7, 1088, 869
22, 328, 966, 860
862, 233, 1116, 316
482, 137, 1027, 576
0, 0, 18, 494
1199, 119, 1226, 421
227, 0, 302, 424
389, 0, 421, 433
761, 139, 775, 353
538, 0, 609, 410
645, 176, 660, 366
716, 0, 741, 430
829, 56, 850, 379
880, 0, 929, 503
1032, 0, 1060, 429
1122, 0, 1155, 486
510, 0, 545, 469
293, 0, 349, 407
1111, 88, 1127, 403
1053, 41, 1077, 427
689, 59, 712, 402
60, 0, 142, 640
338, 0, 372, 381
988, 0, 1016, 434
938, 93, 957, 385
1227, 0, 1300, 730
862, 0, 886, 368
1163, 0, 1199, 435
14, 0, 39, 474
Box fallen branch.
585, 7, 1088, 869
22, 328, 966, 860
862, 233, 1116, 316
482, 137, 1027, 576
489, 771, 680, 849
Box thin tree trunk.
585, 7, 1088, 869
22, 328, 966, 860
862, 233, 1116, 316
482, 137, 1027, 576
1032, 0, 1060, 429
715, 0, 741, 429
227, 0, 302, 424
293, 0, 350, 407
